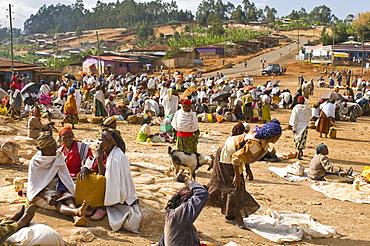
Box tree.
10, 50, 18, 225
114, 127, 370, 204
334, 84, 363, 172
75, 26, 83, 43
207, 21, 225, 36
353, 12, 370, 43
264, 6, 277, 23
135, 21, 154, 46
55, 24, 62, 34
231, 5, 245, 24
344, 14, 355, 23
308, 5, 333, 24
320, 27, 331, 45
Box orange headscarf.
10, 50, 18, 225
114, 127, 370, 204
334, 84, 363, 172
58, 126, 73, 137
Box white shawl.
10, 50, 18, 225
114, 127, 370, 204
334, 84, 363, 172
320, 101, 335, 118
289, 104, 312, 140
94, 90, 105, 104
171, 109, 198, 133
27, 152, 74, 202
105, 146, 141, 232
104, 146, 137, 206
162, 94, 179, 116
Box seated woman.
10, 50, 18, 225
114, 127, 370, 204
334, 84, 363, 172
137, 115, 152, 142
58, 126, 94, 178
308, 143, 351, 180
101, 117, 126, 153
27, 107, 54, 139
78, 130, 142, 232
27, 132, 88, 226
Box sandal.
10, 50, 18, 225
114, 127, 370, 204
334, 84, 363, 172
74, 216, 88, 227
90, 208, 106, 221
235, 219, 246, 229
85, 206, 95, 217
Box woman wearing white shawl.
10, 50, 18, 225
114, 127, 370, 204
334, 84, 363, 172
316, 100, 335, 138
289, 96, 312, 159
162, 90, 179, 116
27, 132, 88, 226
94, 85, 107, 117
79, 130, 142, 232
171, 99, 199, 152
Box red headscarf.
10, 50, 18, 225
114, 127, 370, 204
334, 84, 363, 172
297, 96, 305, 104
181, 99, 192, 106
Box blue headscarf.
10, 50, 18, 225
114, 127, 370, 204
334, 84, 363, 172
254, 119, 282, 139
72, 83, 77, 88
316, 143, 327, 154
68, 87, 75, 95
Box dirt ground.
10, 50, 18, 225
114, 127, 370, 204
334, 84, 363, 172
1, 60, 370, 246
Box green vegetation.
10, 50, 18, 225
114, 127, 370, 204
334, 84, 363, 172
23, 0, 193, 35
167, 25, 266, 48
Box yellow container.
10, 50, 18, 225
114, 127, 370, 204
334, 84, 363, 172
329, 127, 337, 139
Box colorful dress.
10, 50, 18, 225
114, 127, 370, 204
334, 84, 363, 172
63, 94, 79, 124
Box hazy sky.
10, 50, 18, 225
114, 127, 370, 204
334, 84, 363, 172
1, 0, 368, 29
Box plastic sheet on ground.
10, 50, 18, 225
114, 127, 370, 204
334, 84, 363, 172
268, 166, 310, 182
243, 211, 337, 243
310, 182, 370, 204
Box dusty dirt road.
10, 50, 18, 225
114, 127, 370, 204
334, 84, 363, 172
1, 60, 370, 246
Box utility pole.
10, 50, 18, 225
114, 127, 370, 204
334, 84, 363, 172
9, 4, 14, 74
361, 37, 365, 75
297, 28, 300, 54
332, 25, 335, 66
96, 31, 101, 76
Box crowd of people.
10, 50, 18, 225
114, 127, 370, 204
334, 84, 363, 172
1, 68, 370, 245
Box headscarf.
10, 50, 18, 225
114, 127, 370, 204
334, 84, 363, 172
297, 96, 305, 104
142, 115, 151, 125
37, 132, 56, 149
181, 99, 192, 106
58, 126, 73, 137
316, 143, 327, 154
231, 122, 245, 136
243, 122, 251, 133
166, 187, 194, 210
254, 119, 282, 139
31, 106, 40, 116
103, 116, 116, 127
68, 87, 75, 95
102, 129, 124, 152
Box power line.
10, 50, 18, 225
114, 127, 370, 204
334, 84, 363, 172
14, 12, 28, 19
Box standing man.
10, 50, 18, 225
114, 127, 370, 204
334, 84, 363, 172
244, 60, 248, 68
171, 99, 199, 152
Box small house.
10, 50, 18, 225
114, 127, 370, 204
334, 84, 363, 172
82, 55, 139, 75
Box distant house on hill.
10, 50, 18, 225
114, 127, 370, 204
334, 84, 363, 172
133, 44, 171, 57
195, 46, 224, 59
0, 58, 61, 86
213, 41, 242, 56
82, 55, 139, 75
102, 51, 159, 67
234, 40, 264, 53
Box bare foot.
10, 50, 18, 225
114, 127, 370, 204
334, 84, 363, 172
77, 200, 88, 217
17, 205, 36, 229
9, 205, 25, 221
